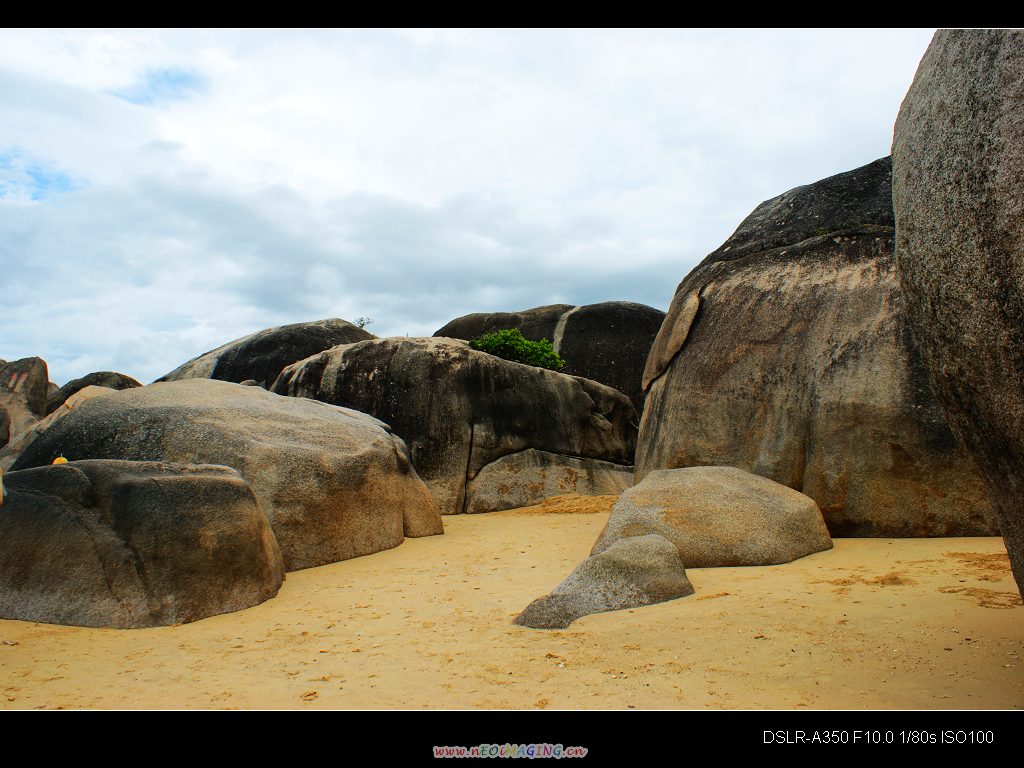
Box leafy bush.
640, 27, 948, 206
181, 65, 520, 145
468, 328, 566, 371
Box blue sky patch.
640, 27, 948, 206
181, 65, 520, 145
0, 149, 86, 201
112, 67, 207, 106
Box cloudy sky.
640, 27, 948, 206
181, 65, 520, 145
0, 28, 936, 385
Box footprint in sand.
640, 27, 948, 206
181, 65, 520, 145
814, 572, 916, 595
937, 586, 1023, 609
944, 552, 1015, 583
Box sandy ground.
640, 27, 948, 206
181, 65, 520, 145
0, 494, 1021, 710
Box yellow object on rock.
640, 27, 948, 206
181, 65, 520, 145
52, 456, 68, 465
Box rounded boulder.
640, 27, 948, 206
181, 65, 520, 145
0, 460, 284, 628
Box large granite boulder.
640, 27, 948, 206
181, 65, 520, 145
156, 318, 375, 389
272, 337, 637, 515
637, 157, 998, 537
435, 301, 665, 413
463, 449, 632, 515
436, 304, 573, 343
514, 534, 693, 629
11, 379, 443, 570
893, 30, 1024, 594
592, 466, 833, 567
0, 460, 284, 628
1, 386, 118, 471
0, 357, 49, 440
46, 371, 141, 415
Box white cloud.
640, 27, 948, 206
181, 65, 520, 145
0, 28, 936, 384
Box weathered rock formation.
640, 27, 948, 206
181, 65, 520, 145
435, 301, 665, 413
514, 534, 693, 629
637, 157, 997, 537
156, 318, 375, 388
272, 337, 637, 515
0, 460, 284, 628
463, 449, 632, 515
592, 466, 833, 567
893, 29, 1024, 593
11, 379, 443, 570
0, 385, 118, 471
0, 357, 49, 442
46, 371, 141, 415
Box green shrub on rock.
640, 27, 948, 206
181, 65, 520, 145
468, 329, 566, 371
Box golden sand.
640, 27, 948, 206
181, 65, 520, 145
0, 495, 1021, 710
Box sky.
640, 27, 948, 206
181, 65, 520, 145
0, 28, 937, 385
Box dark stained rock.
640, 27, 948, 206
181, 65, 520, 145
435, 304, 573, 346
156, 318, 376, 388
592, 466, 833, 567
513, 534, 693, 629
637, 157, 997, 537
0, 357, 49, 438
435, 301, 665, 413
0, 406, 8, 450
893, 29, 1024, 594
46, 371, 142, 415
463, 449, 632, 514
11, 379, 443, 571
0, 460, 284, 628
272, 337, 637, 515
701, 156, 895, 265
